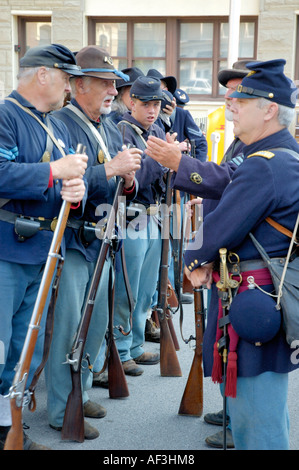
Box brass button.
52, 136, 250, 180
190, 172, 202, 184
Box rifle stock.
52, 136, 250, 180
166, 281, 180, 351
178, 286, 204, 416
4, 143, 85, 450
178, 168, 205, 416
107, 254, 129, 399
108, 341, 129, 399
62, 363, 85, 442
158, 171, 182, 377
61, 177, 127, 442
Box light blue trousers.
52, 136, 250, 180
45, 249, 109, 427
227, 371, 289, 450
113, 218, 162, 362
0, 261, 49, 396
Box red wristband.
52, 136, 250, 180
123, 181, 135, 194
48, 166, 53, 188
70, 202, 81, 210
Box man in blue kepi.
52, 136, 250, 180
0, 43, 88, 449
183, 59, 299, 449
114, 76, 168, 376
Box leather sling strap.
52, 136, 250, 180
265, 217, 295, 240
65, 103, 112, 162
260, 147, 299, 243
28, 258, 64, 410
5, 97, 66, 157
0, 99, 60, 210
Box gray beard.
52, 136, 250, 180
100, 105, 112, 115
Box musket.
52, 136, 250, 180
178, 285, 205, 416
106, 242, 130, 401
178, 172, 206, 416
152, 281, 180, 351
4, 143, 86, 450
61, 177, 128, 442
28, 256, 64, 412
156, 171, 182, 377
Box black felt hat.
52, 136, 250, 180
218, 59, 251, 88
116, 67, 145, 89
146, 69, 177, 94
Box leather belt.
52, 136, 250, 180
230, 259, 268, 272
0, 208, 92, 231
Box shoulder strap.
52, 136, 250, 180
65, 104, 112, 162
1, 98, 65, 210
271, 147, 299, 160
117, 120, 147, 150
265, 148, 299, 240
247, 150, 275, 159
5, 97, 66, 158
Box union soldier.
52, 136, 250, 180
0, 43, 87, 449
45, 45, 141, 440
114, 76, 168, 376
184, 59, 299, 450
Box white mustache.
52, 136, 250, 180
103, 95, 115, 102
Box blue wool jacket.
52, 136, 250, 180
0, 91, 80, 265
184, 128, 299, 377
117, 112, 167, 207
54, 99, 137, 262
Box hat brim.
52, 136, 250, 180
218, 69, 249, 88
65, 68, 85, 76
162, 77, 177, 94
80, 71, 123, 80
134, 97, 163, 102
230, 90, 259, 100
116, 81, 134, 89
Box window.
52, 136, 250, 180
17, 17, 52, 59
88, 17, 257, 99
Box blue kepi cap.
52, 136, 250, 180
130, 76, 163, 102
230, 59, 298, 108
20, 43, 83, 76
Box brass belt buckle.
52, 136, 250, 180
50, 217, 58, 231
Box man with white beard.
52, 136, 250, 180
45, 46, 142, 441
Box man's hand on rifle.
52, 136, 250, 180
50, 152, 88, 180
184, 263, 213, 289
122, 172, 136, 189
60, 177, 86, 203
104, 147, 142, 181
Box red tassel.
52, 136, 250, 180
211, 342, 223, 384
225, 351, 237, 398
